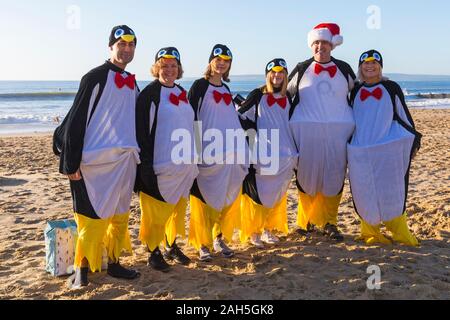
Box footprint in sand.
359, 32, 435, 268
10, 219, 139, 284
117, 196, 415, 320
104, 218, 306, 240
14, 217, 24, 223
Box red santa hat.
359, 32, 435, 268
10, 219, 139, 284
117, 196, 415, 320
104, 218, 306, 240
307, 23, 343, 49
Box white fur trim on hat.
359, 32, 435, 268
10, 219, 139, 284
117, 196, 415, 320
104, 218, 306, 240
332, 34, 343, 48
307, 28, 343, 49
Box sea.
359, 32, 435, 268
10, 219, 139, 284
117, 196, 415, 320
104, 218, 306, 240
1, 75, 450, 135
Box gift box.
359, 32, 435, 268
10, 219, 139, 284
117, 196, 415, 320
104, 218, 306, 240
45, 219, 78, 277
45, 219, 109, 276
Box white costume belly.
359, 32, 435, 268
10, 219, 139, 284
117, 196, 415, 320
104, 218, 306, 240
290, 62, 355, 196
253, 94, 297, 207
198, 163, 247, 211
153, 86, 199, 204
197, 85, 248, 210
81, 70, 140, 219
81, 148, 139, 219
348, 84, 414, 224
348, 124, 414, 224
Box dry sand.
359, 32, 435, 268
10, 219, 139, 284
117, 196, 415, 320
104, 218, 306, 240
0, 109, 449, 300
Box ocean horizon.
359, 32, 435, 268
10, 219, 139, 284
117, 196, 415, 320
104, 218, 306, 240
1, 74, 450, 134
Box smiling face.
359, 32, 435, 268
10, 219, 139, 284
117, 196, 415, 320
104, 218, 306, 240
269, 71, 285, 88
265, 70, 288, 96
158, 58, 179, 86
311, 40, 332, 63
210, 57, 231, 76
110, 39, 135, 68
361, 60, 382, 83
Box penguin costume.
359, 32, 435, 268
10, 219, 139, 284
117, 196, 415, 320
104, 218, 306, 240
53, 25, 140, 285
348, 50, 421, 246
135, 47, 198, 271
188, 44, 248, 261
238, 59, 297, 247
288, 23, 356, 240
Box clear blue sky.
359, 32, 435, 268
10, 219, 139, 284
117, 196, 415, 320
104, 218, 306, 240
1, 0, 449, 80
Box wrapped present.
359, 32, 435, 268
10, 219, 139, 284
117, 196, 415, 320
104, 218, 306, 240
45, 219, 109, 276
45, 219, 78, 277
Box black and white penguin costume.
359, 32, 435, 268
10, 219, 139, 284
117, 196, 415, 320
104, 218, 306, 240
288, 23, 356, 230
54, 60, 140, 219
238, 58, 298, 242
53, 25, 140, 272
135, 47, 198, 251
348, 50, 421, 246
189, 78, 248, 210
188, 44, 248, 250
288, 58, 355, 198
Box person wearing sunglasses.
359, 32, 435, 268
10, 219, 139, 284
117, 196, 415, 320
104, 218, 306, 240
135, 47, 198, 271
237, 58, 297, 248
53, 25, 140, 288
347, 50, 421, 246
188, 44, 248, 261
288, 23, 356, 242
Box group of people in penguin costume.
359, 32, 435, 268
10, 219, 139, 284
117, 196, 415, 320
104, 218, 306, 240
53, 22, 421, 288
135, 44, 247, 268
286, 23, 420, 245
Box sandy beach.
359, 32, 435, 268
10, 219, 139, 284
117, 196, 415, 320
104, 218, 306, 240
0, 109, 449, 300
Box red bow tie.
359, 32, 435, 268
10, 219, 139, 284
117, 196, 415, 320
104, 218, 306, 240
213, 90, 233, 105
267, 94, 287, 109
169, 90, 188, 106
115, 72, 135, 90
314, 64, 337, 78
360, 87, 383, 101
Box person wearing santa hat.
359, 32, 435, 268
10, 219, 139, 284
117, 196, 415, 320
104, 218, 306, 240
288, 23, 356, 242
347, 50, 421, 246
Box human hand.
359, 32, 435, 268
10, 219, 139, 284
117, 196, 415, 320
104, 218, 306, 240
67, 169, 82, 181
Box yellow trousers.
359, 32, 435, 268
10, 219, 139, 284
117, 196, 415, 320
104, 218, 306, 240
74, 212, 132, 273
139, 192, 187, 251
357, 214, 419, 246
188, 194, 241, 250
297, 191, 342, 229
240, 194, 288, 242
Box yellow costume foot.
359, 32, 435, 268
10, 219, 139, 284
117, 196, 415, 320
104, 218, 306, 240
357, 219, 392, 245
297, 192, 341, 230
384, 215, 419, 247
